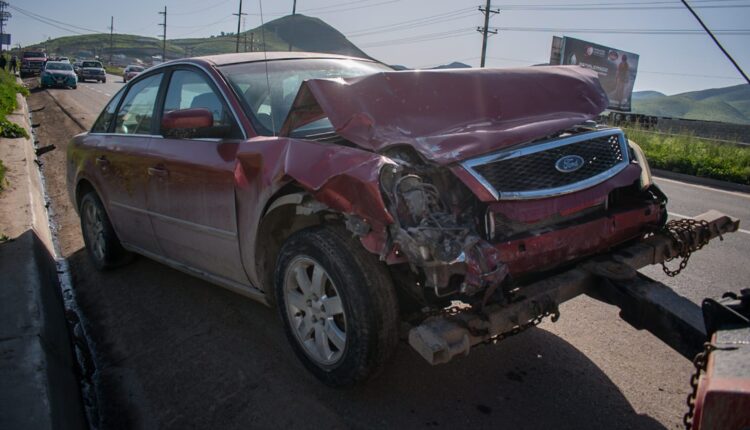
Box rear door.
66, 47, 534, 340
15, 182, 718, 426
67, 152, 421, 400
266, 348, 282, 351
92, 72, 165, 254
146, 67, 248, 284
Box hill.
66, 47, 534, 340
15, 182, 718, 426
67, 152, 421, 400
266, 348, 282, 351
17, 14, 366, 62
632, 84, 750, 124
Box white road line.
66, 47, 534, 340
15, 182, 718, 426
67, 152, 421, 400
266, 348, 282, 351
104, 93, 111, 97
670, 211, 750, 235
655, 176, 750, 199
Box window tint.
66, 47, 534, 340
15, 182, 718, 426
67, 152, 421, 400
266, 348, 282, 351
91, 88, 126, 133
163, 69, 241, 138
114, 73, 163, 135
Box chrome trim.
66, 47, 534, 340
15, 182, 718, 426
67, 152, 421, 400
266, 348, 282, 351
460, 129, 629, 201
110, 201, 237, 239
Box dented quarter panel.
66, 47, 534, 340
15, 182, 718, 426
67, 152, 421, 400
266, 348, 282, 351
282, 66, 608, 165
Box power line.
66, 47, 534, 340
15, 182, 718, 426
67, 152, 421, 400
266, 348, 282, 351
171, 0, 232, 16
679, 0, 749, 84
346, 7, 475, 38
9, 4, 104, 33
495, 26, 750, 35
359, 28, 476, 49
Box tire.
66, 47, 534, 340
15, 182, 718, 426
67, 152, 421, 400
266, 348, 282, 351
274, 225, 399, 387
102, 78, 106, 83
79, 192, 131, 270
72, 86, 77, 89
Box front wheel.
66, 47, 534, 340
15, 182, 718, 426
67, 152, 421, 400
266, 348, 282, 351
275, 226, 399, 387
79, 192, 131, 270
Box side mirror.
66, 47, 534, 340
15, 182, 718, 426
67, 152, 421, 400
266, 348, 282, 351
161, 108, 213, 138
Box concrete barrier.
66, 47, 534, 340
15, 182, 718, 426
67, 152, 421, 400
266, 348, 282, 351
0, 88, 87, 429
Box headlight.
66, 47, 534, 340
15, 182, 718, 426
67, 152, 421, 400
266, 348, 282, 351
628, 139, 653, 190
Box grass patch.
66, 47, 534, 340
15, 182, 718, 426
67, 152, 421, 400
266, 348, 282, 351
624, 127, 750, 185
0, 69, 29, 139
0, 159, 6, 191
104, 65, 124, 76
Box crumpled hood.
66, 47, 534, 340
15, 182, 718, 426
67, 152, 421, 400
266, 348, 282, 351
280, 66, 608, 165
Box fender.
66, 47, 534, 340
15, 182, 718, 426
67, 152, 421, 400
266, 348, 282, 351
233, 136, 396, 291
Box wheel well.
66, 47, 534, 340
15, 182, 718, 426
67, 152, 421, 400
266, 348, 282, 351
255, 187, 341, 305
75, 179, 96, 210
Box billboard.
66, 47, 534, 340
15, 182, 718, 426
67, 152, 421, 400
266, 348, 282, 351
0, 33, 9, 45
551, 36, 639, 112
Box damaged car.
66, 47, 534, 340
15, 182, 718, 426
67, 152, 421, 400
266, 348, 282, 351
68, 52, 683, 386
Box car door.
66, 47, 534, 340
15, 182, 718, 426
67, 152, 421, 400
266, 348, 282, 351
146, 67, 248, 284
92, 72, 165, 255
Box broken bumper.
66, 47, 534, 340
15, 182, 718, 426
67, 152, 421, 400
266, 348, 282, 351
408, 210, 740, 365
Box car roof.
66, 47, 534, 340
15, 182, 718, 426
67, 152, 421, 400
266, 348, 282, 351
190, 51, 372, 67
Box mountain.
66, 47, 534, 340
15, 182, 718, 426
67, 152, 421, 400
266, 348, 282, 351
632, 84, 750, 124
632, 90, 666, 101
16, 14, 366, 61
430, 61, 471, 70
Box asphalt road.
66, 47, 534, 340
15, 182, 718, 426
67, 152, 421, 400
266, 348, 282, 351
28, 76, 750, 430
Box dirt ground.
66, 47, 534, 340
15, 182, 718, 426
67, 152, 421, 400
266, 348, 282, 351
28, 79, 696, 430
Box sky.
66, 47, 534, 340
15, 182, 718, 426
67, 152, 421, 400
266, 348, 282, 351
4, 0, 750, 95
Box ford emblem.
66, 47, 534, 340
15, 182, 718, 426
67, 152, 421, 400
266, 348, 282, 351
555, 155, 585, 173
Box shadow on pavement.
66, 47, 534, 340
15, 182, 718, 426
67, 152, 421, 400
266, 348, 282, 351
67, 248, 665, 430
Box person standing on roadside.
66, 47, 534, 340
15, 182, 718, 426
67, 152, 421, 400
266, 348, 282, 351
0, 54, 6, 71
9, 56, 16, 74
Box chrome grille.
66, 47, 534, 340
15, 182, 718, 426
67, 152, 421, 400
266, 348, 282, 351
462, 129, 629, 200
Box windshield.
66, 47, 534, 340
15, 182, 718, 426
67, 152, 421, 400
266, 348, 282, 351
129, 66, 145, 72
82, 61, 103, 68
46, 63, 73, 71
220, 58, 391, 136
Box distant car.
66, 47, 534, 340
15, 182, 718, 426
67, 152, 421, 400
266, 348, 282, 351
73, 62, 82, 76
122, 65, 145, 82
56, 57, 71, 63
40, 61, 78, 89
79, 60, 106, 83
20, 51, 48, 79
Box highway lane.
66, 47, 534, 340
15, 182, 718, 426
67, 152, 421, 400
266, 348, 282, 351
34, 80, 749, 429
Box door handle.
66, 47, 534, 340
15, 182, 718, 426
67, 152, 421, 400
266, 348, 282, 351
148, 166, 169, 178
95, 156, 110, 166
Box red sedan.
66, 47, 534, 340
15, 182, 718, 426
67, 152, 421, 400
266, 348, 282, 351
67, 52, 664, 386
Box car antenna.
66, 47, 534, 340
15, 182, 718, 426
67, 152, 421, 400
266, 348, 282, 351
258, 0, 276, 135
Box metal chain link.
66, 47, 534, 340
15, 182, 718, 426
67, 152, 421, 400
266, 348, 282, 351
683, 342, 715, 429
660, 219, 712, 277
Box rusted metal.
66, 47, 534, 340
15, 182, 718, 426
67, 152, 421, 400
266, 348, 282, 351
408, 210, 740, 365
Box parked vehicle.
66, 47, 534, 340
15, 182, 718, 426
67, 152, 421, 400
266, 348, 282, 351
67, 52, 715, 386
40, 61, 78, 89
122, 64, 145, 82
79, 60, 106, 83
20, 51, 48, 78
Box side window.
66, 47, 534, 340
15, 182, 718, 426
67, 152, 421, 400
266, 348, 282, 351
163, 69, 241, 139
114, 73, 163, 135
91, 88, 125, 133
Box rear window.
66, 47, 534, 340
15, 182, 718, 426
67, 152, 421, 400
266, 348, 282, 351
45, 63, 73, 71
130, 66, 145, 72
82, 61, 103, 68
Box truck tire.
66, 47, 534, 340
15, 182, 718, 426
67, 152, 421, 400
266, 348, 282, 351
274, 225, 399, 387
79, 192, 131, 270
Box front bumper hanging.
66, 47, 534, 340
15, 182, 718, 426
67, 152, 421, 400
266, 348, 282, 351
408, 210, 740, 365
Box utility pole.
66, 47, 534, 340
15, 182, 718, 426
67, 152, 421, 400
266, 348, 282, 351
680, 0, 749, 84
476, 0, 499, 68
287, 0, 298, 51
234, 0, 246, 53
0, 1, 10, 53
158, 7, 167, 61
108, 16, 114, 65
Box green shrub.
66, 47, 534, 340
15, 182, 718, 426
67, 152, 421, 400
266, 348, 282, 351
0, 69, 29, 138
624, 127, 750, 185
0, 159, 6, 190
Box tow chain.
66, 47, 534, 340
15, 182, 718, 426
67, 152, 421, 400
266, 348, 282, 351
683, 342, 715, 429
421, 304, 560, 346
660, 218, 715, 277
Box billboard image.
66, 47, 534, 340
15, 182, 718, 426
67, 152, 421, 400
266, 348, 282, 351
553, 36, 639, 112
